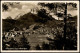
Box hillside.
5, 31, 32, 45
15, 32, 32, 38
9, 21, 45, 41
2, 12, 77, 32
2, 12, 56, 32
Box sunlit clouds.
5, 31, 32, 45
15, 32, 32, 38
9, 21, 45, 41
2, 2, 77, 19
2, 2, 38, 19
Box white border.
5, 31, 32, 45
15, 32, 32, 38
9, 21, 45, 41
1, 1, 79, 52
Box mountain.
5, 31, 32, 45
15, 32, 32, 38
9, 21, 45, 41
2, 12, 77, 32
2, 19, 17, 32
2, 12, 55, 32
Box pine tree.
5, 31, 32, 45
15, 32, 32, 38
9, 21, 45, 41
9, 38, 18, 48
20, 34, 30, 50
41, 42, 50, 50
35, 44, 41, 50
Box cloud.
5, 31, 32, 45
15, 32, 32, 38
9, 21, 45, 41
2, 2, 78, 19
2, 2, 38, 19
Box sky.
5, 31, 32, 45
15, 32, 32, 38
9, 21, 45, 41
2, 1, 78, 19
2, 2, 38, 19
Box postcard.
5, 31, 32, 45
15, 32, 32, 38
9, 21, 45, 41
1, 1, 79, 52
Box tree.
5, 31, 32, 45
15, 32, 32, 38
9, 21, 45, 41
41, 42, 50, 50
2, 35, 6, 50
37, 9, 52, 23
2, 40, 7, 50
2, 2, 20, 12
9, 38, 18, 48
35, 44, 41, 50
46, 23, 77, 50
2, 3, 8, 11
46, 31, 64, 50
19, 34, 30, 50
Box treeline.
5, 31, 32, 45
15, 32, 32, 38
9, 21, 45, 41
3, 34, 30, 50
2, 20, 77, 50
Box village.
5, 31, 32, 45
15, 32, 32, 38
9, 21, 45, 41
2, 24, 63, 49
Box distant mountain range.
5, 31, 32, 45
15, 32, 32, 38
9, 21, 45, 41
2, 12, 55, 32
2, 12, 77, 32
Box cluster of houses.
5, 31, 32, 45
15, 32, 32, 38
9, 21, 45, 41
2, 24, 63, 42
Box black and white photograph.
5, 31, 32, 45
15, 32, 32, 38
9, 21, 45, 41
1, 1, 79, 52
